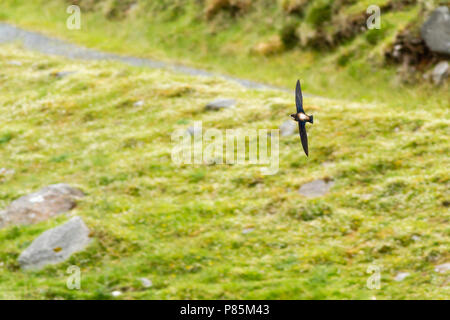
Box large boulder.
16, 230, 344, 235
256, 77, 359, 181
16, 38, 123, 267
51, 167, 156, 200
421, 6, 450, 55
0, 184, 84, 228
18, 217, 91, 270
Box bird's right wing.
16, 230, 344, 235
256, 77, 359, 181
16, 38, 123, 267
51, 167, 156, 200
299, 122, 309, 156
295, 80, 304, 113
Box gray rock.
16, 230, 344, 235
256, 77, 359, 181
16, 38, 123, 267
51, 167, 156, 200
0, 184, 84, 228
0, 167, 15, 176
359, 194, 372, 201
321, 161, 334, 168
7, 60, 22, 66
51, 71, 77, 78
18, 217, 91, 270
421, 7, 450, 55
298, 179, 334, 198
279, 120, 297, 137
432, 61, 449, 85
111, 290, 122, 297
434, 262, 450, 273
242, 228, 254, 234
133, 100, 144, 107
394, 272, 410, 282
205, 99, 236, 110
139, 277, 153, 288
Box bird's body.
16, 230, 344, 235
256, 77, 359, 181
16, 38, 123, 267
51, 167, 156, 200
290, 80, 313, 156
291, 112, 312, 122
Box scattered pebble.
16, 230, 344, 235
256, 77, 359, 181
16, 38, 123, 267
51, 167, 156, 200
139, 277, 153, 288
432, 61, 449, 85
321, 161, 334, 168
242, 228, 254, 234
205, 99, 236, 111
394, 272, 410, 282
111, 290, 122, 297
0, 168, 15, 176
360, 194, 372, 200
51, 71, 77, 79
435, 263, 450, 273
187, 126, 202, 136
133, 100, 144, 107
7, 60, 22, 66
298, 179, 334, 198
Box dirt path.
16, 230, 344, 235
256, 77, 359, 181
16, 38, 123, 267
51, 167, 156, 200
0, 22, 291, 93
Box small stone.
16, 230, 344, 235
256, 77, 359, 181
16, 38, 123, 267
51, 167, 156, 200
51, 71, 77, 79
0, 168, 15, 176
187, 126, 202, 136
205, 99, 236, 111
435, 263, 450, 273
360, 194, 371, 200
412, 235, 420, 241
111, 290, 122, 297
139, 277, 153, 288
431, 61, 449, 85
242, 228, 254, 234
321, 161, 334, 168
18, 217, 91, 270
394, 272, 410, 282
279, 120, 297, 137
7, 60, 22, 66
298, 179, 334, 198
133, 100, 144, 107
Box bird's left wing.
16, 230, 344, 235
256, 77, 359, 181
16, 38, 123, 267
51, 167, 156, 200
295, 80, 304, 113
299, 122, 309, 156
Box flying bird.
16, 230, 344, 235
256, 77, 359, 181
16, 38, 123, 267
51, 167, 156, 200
290, 80, 313, 156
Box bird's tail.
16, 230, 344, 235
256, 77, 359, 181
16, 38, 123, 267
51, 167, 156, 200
309, 115, 314, 124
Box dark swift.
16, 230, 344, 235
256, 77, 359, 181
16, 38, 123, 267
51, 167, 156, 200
290, 80, 313, 156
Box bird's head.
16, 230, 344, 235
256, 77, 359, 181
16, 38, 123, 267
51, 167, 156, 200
290, 114, 297, 120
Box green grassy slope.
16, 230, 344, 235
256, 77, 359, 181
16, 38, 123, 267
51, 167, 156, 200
0, 45, 448, 299
1, 0, 448, 105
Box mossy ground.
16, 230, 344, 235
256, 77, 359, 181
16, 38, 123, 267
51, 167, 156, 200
1, 0, 448, 105
0, 45, 448, 299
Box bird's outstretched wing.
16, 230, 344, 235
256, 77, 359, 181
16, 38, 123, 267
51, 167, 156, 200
295, 79, 304, 113
298, 122, 309, 156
